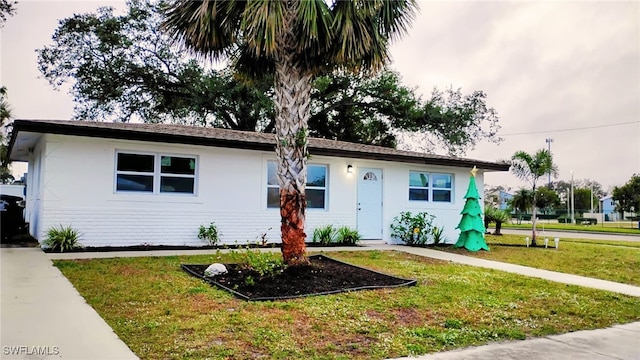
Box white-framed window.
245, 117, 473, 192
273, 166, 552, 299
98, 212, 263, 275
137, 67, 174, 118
409, 171, 453, 203
267, 160, 327, 209
115, 151, 197, 194
306, 164, 328, 209
431, 173, 453, 202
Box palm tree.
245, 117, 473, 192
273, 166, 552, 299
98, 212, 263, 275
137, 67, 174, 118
510, 149, 557, 245
509, 188, 533, 224
491, 209, 510, 235
162, 1, 417, 265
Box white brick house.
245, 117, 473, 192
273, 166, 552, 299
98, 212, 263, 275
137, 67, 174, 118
8, 119, 509, 247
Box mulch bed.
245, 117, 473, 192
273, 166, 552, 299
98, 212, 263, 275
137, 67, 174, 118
182, 254, 417, 301
41, 242, 359, 253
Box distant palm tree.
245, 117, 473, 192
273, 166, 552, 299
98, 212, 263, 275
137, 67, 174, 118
510, 149, 557, 245
510, 188, 533, 224
162, 1, 417, 265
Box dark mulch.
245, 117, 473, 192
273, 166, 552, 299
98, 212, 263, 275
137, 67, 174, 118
401, 243, 454, 249
42, 242, 359, 253
182, 254, 416, 301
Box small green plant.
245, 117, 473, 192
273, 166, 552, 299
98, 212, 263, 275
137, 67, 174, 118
256, 227, 273, 246
312, 225, 337, 245
198, 222, 219, 246
336, 226, 361, 245
44, 225, 83, 252
244, 275, 255, 286
237, 248, 286, 278
431, 226, 447, 245
390, 211, 435, 245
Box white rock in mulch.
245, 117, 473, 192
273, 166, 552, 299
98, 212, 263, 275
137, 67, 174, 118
204, 263, 228, 277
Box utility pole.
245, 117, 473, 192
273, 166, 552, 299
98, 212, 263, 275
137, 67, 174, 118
545, 138, 554, 186
566, 190, 570, 225
570, 171, 575, 224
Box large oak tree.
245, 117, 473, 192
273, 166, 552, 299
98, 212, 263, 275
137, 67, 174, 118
37, 0, 500, 157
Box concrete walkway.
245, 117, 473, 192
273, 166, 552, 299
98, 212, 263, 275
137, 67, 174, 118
1, 247, 138, 359
2, 243, 639, 359
390, 322, 640, 360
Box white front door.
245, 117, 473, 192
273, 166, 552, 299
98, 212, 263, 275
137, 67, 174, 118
357, 168, 383, 239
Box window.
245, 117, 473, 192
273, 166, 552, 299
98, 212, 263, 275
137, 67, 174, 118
306, 164, 327, 209
432, 173, 452, 202
409, 171, 453, 203
267, 161, 327, 209
116, 152, 196, 194
266, 161, 279, 208
409, 172, 429, 201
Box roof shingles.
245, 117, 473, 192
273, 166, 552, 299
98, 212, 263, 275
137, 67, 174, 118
9, 119, 510, 171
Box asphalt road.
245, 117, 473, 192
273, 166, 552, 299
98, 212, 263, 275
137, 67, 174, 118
499, 228, 640, 242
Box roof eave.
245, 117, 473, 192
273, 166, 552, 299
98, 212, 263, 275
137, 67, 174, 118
9, 119, 511, 172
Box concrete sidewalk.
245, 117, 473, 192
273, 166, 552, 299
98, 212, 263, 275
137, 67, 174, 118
2, 244, 640, 359
1, 247, 138, 359
391, 322, 640, 360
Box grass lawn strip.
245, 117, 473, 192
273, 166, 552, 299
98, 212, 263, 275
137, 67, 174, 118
444, 234, 640, 286
54, 250, 640, 360
502, 222, 640, 235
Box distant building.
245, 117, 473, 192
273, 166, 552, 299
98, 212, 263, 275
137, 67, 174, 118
600, 195, 617, 221
498, 190, 513, 211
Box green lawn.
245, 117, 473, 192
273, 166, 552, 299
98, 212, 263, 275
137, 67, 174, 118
502, 222, 640, 235
54, 250, 640, 360
442, 235, 640, 286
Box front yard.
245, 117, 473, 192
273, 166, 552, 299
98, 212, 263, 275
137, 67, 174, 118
54, 250, 640, 359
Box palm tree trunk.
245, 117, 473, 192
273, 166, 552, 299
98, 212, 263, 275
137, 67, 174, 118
494, 221, 502, 235
274, 2, 311, 266
531, 189, 537, 246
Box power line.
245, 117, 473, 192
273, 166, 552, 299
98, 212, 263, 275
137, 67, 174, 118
500, 121, 640, 136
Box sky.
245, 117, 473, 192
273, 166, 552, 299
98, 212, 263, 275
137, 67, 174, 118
1, 0, 639, 193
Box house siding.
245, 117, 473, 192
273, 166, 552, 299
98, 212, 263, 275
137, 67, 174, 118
29, 134, 483, 247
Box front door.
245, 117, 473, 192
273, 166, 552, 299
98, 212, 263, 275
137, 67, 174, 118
357, 168, 383, 239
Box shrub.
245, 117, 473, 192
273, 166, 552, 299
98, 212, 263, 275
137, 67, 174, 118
44, 225, 83, 252
390, 211, 435, 245
431, 226, 447, 245
336, 226, 361, 245
312, 225, 337, 245
237, 248, 286, 278
198, 222, 219, 245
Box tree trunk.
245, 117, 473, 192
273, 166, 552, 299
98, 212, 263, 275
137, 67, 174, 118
274, 2, 311, 266
531, 189, 537, 246
494, 221, 502, 235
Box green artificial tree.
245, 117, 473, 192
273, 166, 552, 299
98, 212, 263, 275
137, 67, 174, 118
454, 166, 490, 251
